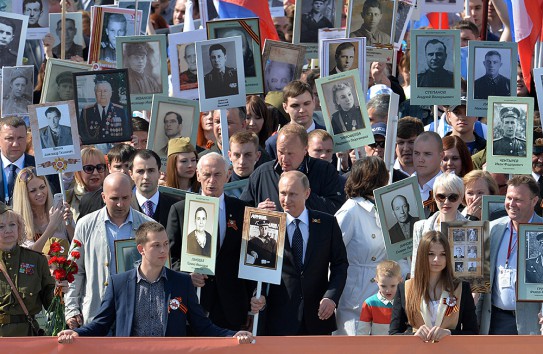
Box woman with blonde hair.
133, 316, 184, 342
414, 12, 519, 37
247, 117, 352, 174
390, 231, 477, 339
66, 147, 107, 221
12, 167, 73, 251
165, 137, 200, 192
462, 170, 499, 221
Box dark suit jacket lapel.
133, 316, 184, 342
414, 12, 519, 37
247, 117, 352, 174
131, 194, 141, 212
125, 270, 137, 336
0, 158, 4, 202
304, 210, 319, 269
163, 272, 172, 336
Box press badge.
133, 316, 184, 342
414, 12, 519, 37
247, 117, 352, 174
498, 266, 512, 288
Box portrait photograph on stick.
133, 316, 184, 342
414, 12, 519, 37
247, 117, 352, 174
48, 12, 84, 60
347, 0, 393, 47
73, 69, 133, 145
28, 100, 82, 176
238, 207, 286, 285
40, 58, 92, 104
373, 176, 424, 260
1, 65, 33, 117
320, 37, 366, 85
486, 96, 533, 175
114, 239, 171, 273
0, 11, 28, 67
516, 224, 543, 301
262, 39, 306, 94
316, 69, 373, 152
481, 195, 506, 222
410, 29, 461, 106
180, 193, 219, 275
467, 41, 517, 117
292, 0, 341, 45
118, 0, 152, 35
196, 36, 246, 111
17, 0, 49, 39
206, 18, 264, 95
116, 35, 168, 111
169, 29, 206, 100
392, 0, 414, 46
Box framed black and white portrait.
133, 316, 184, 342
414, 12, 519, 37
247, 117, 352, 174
0, 12, 28, 67
292, 0, 342, 45
1, 65, 34, 117
262, 39, 306, 94
517, 224, 543, 301
347, 0, 394, 47
48, 13, 84, 60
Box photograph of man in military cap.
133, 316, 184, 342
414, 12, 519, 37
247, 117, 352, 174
247, 220, 277, 269
300, 0, 334, 44
416, 37, 454, 88
493, 106, 526, 157
39, 106, 73, 149
1, 67, 33, 117
122, 41, 162, 95
202, 43, 239, 99
55, 71, 75, 101
526, 233, 543, 284
474, 49, 511, 100
51, 15, 83, 59
0, 17, 20, 67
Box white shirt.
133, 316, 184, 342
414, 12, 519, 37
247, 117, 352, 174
417, 171, 442, 201
1, 153, 24, 202
286, 208, 309, 263
135, 190, 159, 215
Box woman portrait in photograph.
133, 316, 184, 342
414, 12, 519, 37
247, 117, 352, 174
330, 81, 364, 134
389, 231, 478, 338
186, 206, 211, 257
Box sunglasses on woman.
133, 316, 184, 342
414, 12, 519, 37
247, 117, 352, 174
435, 193, 460, 203
368, 141, 386, 149
82, 164, 107, 174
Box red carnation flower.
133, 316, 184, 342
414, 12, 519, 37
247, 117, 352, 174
71, 251, 81, 260
73, 240, 82, 247
66, 273, 75, 283
53, 268, 67, 281
49, 242, 62, 254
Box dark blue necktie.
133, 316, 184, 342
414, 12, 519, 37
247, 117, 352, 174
292, 219, 303, 271
7, 164, 17, 204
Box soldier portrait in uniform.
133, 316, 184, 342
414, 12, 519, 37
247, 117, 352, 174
245, 219, 279, 270
74, 70, 132, 145
473, 48, 511, 100
348, 0, 392, 46
121, 41, 162, 95
324, 79, 365, 134
525, 233, 543, 284
202, 43, 239, 99
50, 14, 84, 60
416, 37, 455, 88
1, 66, 33, 117
39, 106, 73, 149
0, 16, 24, 67
215, 27, 256, 78
387, 195, 419, 244
299, 0, 334, 43
492, 106, 527, 157
178, 43, 198, 90
54, 71, 75, 101
99, 13, 127, 63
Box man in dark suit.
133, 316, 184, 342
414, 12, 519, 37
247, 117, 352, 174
526, 233, 543, 284
388, 195, 419, 244
129, 149, 176, 228
57, 222, 254, 342
79, 80, 129, 144
255, 171, 348, 335
0, 17, 17, 67
0, 117, 60, 205
39, 106, 73, 149
166, 152, 255, 331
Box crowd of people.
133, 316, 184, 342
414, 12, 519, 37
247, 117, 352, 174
0, 0, 542, 344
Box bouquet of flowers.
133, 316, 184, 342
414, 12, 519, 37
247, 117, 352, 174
45, 239, 81, 336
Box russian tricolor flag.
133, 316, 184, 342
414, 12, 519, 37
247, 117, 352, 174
217, 0, 279, 47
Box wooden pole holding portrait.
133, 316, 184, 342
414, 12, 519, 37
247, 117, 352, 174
60, 0, 66, 60
385, 93, 399, 184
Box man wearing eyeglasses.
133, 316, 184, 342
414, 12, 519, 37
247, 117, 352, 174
479, 175, 542, 335
65, 173, 153, 329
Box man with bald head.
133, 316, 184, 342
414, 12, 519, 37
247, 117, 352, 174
65, 173, 153, 329
388, 195, 419, 244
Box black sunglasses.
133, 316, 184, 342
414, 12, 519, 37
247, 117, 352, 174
435, 193, 460, 203
368, 141, 386, 149
82, 164, 107, 174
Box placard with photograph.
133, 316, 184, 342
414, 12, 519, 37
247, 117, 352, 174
196, 36, 246, 111
147, 95, 199, 169
1, 65, 33, 117
48, 13, 84, 60
517, 223, 543, 301
116, 35, 168, 111
393, 0, 414, 46
481, 195, 506, 222
442, 221, 489, 292
347, 0, 394, 47
180, 193, 219, 275
158, 185, 192, 202
316, 69, 373, 152
292, 0, 342, 45
206, 18, 264, 95
262, 39, 306, 94
169, 29, 206, 100
0, 12, 28, 67
238, 207, 286, 284
14, 0, 48, 39
365, 46, 394, 92
40, 59, 92, 104
318, 27, 346, 45
88, 6, 142, 68
467, 41, 517, 117
268, 0, 284, 17
28, 100, 82, 176
420, 0, 463, 13
373, 176, 425, 261
118, 0, 152, 35
410, 29, 461, 106
73, 69, 133, 145
486, 96, 534, 174
320, 38, 366, 87
114, 239, 171, 273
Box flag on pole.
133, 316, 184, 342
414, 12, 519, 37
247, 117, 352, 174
216, 0, 279, 47
512, 0, 543, 91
